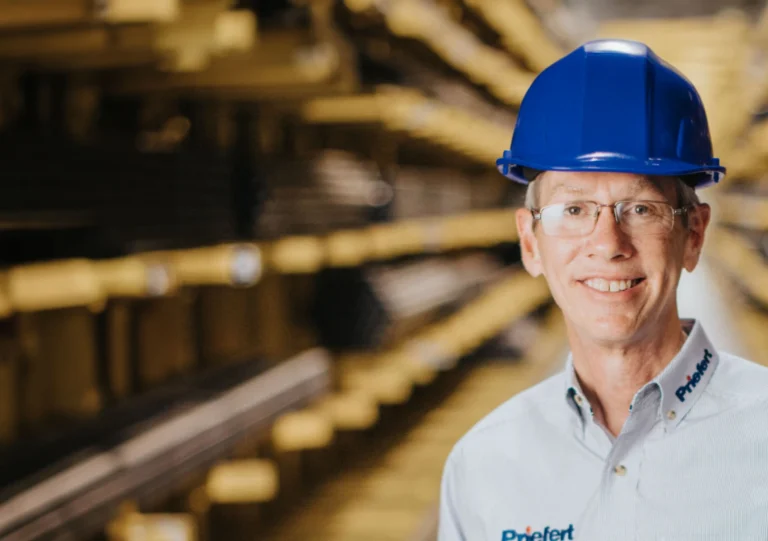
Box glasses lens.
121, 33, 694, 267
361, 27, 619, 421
618, 201, 675, 235
540, 202, 597, 237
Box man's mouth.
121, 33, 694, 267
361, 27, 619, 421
581, 277, 645, 293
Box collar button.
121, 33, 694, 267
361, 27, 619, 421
667, 410, 677, 420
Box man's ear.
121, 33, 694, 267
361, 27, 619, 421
683, 203, 711, 273
516, 207, 543, 277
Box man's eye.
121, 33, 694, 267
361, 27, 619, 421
564, 205, 583, 216
631, 204, 651, 215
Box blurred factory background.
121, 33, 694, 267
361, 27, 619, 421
0, 1, 765, 540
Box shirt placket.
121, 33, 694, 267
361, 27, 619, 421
578, 388, 659, 540
570, 389, 612, 460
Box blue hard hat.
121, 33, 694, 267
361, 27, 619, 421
496, 39, 725, 188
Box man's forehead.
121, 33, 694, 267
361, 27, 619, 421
540, 172, 671, 196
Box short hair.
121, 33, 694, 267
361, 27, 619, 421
524, 174, 700, 229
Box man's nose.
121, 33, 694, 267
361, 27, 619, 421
587, 206, 633, 259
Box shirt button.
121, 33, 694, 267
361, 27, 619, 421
574, 394, 584, 406
614, 465, 627, 476
667, 410, 677, 420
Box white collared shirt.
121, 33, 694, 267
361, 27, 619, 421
438, 320, 768, 541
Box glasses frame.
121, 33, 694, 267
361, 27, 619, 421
529, 200, 693, 237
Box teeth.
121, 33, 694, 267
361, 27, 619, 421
585, 278, 638, 292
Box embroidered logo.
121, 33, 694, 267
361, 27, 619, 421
675, 348, 713, 403
501, 524, 575, 540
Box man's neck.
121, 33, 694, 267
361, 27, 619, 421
568, 315, 688, 438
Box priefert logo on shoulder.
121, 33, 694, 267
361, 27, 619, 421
501, 524, 575, 540
675, 348, 713, 403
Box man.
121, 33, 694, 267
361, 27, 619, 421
438, 39, 768, 540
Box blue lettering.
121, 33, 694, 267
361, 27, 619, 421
676, 349, 715, 403
502, 524, 574, 541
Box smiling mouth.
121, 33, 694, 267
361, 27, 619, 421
581, 278, 645, 292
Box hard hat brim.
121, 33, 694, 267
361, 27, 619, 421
496, 155, 725, 188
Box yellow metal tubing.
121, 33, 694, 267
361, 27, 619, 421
0, 0, 178, 29
371, 0, 534, 106
339, 364, 414, 405
325, 230, 372, 267
160, 243, 262, 287
8, 260, 106, 312
93, 257, 176, 297
107, 508, 197, 541
301, 87, 511, 165
206, 459, 279, 504
272, 410, 335, 452
463, 0, 564, 72
265, 236, 326, 274
312, 391, 380, 430
0, 4, 253, 72
96, 0, 179, 24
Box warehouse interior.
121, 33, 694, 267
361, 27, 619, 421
0, 1, 766, 540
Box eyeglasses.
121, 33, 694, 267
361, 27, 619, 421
530, 200, 691, 238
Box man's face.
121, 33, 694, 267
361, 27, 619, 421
515, 171, 710, 345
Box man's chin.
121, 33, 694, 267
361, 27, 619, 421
573, 315, 641, 344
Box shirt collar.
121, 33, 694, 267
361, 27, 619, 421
564, 319, 719, 430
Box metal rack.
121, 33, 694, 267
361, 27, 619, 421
0, 349, 331, 541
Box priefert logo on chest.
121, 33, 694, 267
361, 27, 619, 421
675, 348, 713, 403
